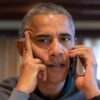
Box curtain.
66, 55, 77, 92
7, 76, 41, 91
0, 36, 20, 80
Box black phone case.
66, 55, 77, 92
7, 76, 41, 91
70, 57, 77, 75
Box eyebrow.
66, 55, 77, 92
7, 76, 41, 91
30, 34, 50, 38
59, 33, 72, 37
30, 32, 72, 38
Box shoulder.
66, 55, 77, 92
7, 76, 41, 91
0, 76, 18, 90
0, 76, 18, 99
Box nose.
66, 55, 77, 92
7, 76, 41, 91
49, 39, 66, 57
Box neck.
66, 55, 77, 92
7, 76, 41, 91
37, 80, 65, 98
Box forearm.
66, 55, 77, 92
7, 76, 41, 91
9, 88, 29, 100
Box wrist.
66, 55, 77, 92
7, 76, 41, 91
16, 84, 30, 94
90, 95, 100, 100
84, 88, 100, 100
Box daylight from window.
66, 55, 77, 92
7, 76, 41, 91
83, 38, 100, 80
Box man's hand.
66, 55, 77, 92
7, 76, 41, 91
69, 45, 100, 99
16, 31, 47, 94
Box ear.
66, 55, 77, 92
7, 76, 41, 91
17, 39, 23, 56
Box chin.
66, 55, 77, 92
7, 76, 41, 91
47, 79, 65, 84
46, 73, 67, 84
45, 67, 69, 84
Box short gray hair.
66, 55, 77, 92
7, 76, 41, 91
20, 2, 75, 37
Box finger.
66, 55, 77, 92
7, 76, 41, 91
68, 46, 90, 57
34, 58, 42, 64
23, 31, 33, 57
71, 45, 87, 49
70, 45, 92, 52
37, 64, 47, 81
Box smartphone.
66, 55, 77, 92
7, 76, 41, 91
70, 57, 77, 75
70, 57, 85, 76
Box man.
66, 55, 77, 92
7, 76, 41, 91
0, 2, 100, 100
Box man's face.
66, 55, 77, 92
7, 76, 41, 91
28, 14, 75, 84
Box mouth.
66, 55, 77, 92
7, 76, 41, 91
47, 64, 65, 67
46, 63, 65, 71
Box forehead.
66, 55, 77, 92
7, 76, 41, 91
30, 14, 73, 36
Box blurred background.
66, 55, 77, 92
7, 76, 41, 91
0, 0, 100, 80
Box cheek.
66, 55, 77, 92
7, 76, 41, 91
32, 44, 49, 62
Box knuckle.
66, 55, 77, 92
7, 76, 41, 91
21, 59, 33, 68
34, 58, 41, 63
20, 58, 45, 72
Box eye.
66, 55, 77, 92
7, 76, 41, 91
60, 36, 71, 42
31, 36, 51, 45
36, 37, 50, 43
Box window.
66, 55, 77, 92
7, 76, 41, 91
83, 38, 100, 79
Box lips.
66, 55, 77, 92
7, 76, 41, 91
46, 63, 65, 71
46, 64, 65, 67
